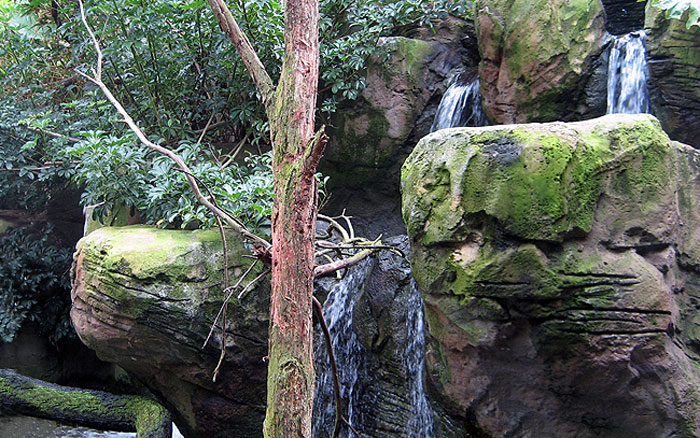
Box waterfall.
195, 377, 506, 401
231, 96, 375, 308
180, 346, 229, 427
312, 261, 372, 438
404, 279, 435, 437
431, 75, 488, 132
312, 259, 435, 438
606, 31, 649, 114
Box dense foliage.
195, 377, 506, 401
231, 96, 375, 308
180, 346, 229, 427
0, 0, 470, 342
647, 0, 700, 28
0, 226, 73, 342
1, 0, 471, 230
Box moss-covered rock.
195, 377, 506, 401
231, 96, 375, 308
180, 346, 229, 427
71, 226, 269, 438
0, 369, 171, 438
476, 0, 607, 123
324, 37, 442, 181
645, 3, 700, 148
402, 114, 700, 437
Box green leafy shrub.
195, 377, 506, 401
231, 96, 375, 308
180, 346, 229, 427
0, 0, 469, 342
646, 0, 700, 28
0, 226, 73, 343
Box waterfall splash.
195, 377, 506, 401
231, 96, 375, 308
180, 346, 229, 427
431, 73, 488, 132
606, 31, 649, 114
312, 258, 435, 438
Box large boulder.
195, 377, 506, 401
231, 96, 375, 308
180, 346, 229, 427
402, 114, 700, 437
71, 227, 448, 438
71, 227, 270, 438
323, 36, 465, 186
645, 3, 700, 149
476, 0, 608, 123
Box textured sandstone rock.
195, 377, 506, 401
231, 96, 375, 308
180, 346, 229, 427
476, 0, 608, 124
320, 33, 471, 238
71, 228, 443, 438
71, 227, 269, 438
645, 3, 700, 149
323, 36, 458, 186
402, 114, 700, 437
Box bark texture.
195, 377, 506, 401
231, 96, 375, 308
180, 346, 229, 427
264, 0, 322, 437
206, 1, 323, 436
0, 369, 171, 438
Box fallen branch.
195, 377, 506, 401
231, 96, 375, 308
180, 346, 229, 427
0, 369, 171, 438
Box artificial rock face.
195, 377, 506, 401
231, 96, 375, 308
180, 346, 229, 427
475, 0, 608, 124
402, 114, 700, 437
645, 3, 700, 149
71, 227, 269, 438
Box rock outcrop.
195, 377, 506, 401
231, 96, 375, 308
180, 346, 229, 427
71, 228, 442, 438
402, 114, 700, 437
476, 0, 608, 124
600, 0, 647, 34
321, 31, 475, 238
71, 227, 270, 438
645, 3, 700, 149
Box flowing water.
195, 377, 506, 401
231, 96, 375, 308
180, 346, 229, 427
312, 260, 434, 438
403, 279, 435, 438
606, 31, 649, 114
0, 416, 184, 438
431, 76, 488, 132
312, 261, 372, 438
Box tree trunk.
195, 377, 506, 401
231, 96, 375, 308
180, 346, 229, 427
0, 369, 171, 438
264, 0, 321, 437
207, 0, 323, 436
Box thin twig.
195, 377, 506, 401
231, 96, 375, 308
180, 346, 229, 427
196, 110, 216, 146
21, 126, 80, 143
203, 259, 259, 349
76, 0, 271, 253
237, 267, 269, 300
313, 297, 365, 438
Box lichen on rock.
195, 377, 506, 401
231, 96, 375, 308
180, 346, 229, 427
476, 0, 608, 123
71, 226, 270, 438
402, 114, 700, 437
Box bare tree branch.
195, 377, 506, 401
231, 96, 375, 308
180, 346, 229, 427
206, 0, 275, 105
76, 0, 271, 253
313, 249, 373, 278
21, 126, 80, 143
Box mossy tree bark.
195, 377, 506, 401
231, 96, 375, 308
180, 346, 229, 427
0, 369, 171, 438
207, 1, 322, 437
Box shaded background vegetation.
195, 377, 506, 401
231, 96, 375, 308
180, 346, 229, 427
0, 0, 470, 344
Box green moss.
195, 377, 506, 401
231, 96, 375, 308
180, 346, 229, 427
393, 37, 435, 79
479, 0, 605, 120
0, 219, 12, 234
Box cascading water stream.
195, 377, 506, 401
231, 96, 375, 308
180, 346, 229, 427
431, 75, 488, 132
312, 261, 371, 438
404, 279, 435, 438
606, 31, 649, 114
312, 260, 435, 438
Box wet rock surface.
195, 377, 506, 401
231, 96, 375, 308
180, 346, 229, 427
600, 0, 646, 35
475, 0, 608, 124
72, 229, 449, 438
402, 114, 700, 437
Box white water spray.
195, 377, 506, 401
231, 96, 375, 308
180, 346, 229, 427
431, 76, 488, 132
606, 31, 649, 114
